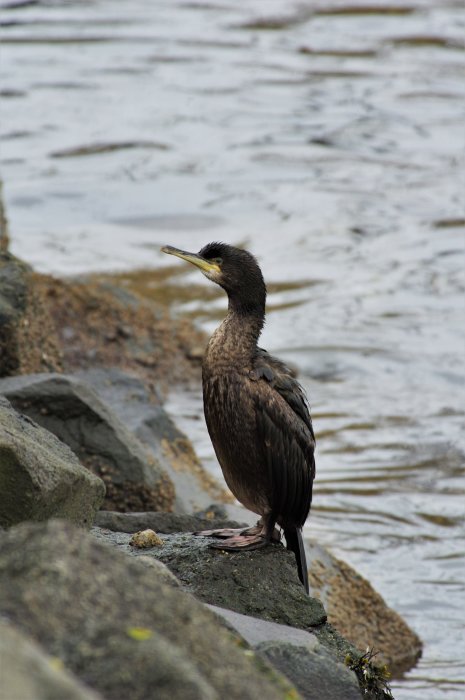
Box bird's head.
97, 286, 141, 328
161, 242, 266, 315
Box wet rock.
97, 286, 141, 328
0, 373, 175, 513
95, 509, 245, 533
92, 527, 327, 628
308, 540, 422, 674
0, 620, 103, 700
0, 251, 61, 376
0, 395, 104, 528
207, 605, 362, 700
0, 520, 295, 700
74, 368, 233, 512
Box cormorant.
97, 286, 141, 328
161, 242, 315, 592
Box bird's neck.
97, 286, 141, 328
205, 305, 265, 372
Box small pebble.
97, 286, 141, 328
129, 529, 164, 549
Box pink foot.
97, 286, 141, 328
209, 532, 270, 551
194, 521, 281, 551
193, 527, 257, 539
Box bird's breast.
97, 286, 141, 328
202, 372, 272, 515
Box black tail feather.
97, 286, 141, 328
284, 527, 309, 594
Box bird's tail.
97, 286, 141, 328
284, 527, 309, 594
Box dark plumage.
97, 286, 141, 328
161, 242, 315, 592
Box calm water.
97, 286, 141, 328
1, 1, 465, 697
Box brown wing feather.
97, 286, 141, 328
252, 347, 315, 441
253, 377, 315, 528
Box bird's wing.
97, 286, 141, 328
251, 348, 315, 527
251, 347, 315, 441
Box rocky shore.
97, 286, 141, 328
0, 250, 422, 699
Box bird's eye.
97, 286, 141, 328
211, 257, 223, 265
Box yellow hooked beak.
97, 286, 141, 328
161, 245, 221, 274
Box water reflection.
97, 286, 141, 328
1, 0, 465, 697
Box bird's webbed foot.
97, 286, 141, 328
193, 526, 255, 539
193, 522, 266, 538
209, 532, 270, 551
195, 519, 281, 551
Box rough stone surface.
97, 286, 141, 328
258, 642, 362, 700
95, 508, 245, 534
33, 272, 205, 390
307, 540, 422, 673
0, 520, 296, 700
92, 527, 327, 628
75, 368, 233, 511
206, 607, 362, 699
74, 629, 218, 700
92, 528, 387, 698
0, 373, 175, 513
0, 621, 103, 700
0, 252, 62, 376
134, 555, 181, 586
96, 510, 419, 677
208, 604, 321, 649
0, 395, 104, 528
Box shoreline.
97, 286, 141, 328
0, 249, 422, 699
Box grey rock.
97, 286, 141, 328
0, 621, 103, 700
95, 509, 246, 533
135, 555, 181, 586
207, 604, 321, 650
0, 395, 104, 527
0, 520, 295, 700
92, 529, 368, 699
207, 607, 361, 699
207, 607, 362, 699
91, 527, 327, 628
0, 372, 175, 513
0, 252, 31, 326
74, 368, 232, 512
258, 642, 362, 700
75, 629, 217, 700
